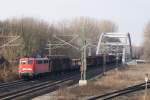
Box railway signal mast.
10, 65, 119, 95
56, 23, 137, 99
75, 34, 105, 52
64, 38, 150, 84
46, 25, 88, 86
78, 22, 89, 86
45, 34, 80, 56
46, 21, 96, 86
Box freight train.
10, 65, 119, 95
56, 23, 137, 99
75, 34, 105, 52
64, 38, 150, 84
18, 55, 122, 79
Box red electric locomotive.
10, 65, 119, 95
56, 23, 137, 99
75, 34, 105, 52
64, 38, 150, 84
19, 57, 49, 78
18, 56, 74, 78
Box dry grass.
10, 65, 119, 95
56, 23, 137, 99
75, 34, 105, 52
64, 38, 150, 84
114, 89, 150, 100
95, 64, 150, 90
137, 95, 150, 100
56, 88, 76, 100
69, 83, 103, 96
0, 65, 18, 82
54, 83, 103, 100
50, 64, 150, 99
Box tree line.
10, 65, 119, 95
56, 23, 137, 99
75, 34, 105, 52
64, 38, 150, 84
0, 17, 118, 62
144, 21, 150, 60
1, 16, 150, 62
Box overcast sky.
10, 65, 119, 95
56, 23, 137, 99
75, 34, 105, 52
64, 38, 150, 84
0, 0, 150, 46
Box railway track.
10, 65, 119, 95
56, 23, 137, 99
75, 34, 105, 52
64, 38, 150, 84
0, 65, 110, 100
0, 64, 118, 100
0, 70, 81, 91
0, 72, 79, 94
88, 81, 150, 100
0, 79, 29, 88
0, 73, 80, 100
0, 79, 25, 86
0, 78, 51, 91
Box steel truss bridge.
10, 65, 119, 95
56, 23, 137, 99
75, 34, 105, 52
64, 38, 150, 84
96, 32, 132, 64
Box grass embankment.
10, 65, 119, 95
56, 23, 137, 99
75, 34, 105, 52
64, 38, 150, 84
0, 64, 18, 82
50, 64, 150, 100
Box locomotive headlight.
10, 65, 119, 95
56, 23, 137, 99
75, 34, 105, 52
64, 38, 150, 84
27, 68, 32, 70
22, 68, 32, 70
22, 68, 26, 70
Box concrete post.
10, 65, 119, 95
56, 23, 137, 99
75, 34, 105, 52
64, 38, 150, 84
122, 47, 126, 65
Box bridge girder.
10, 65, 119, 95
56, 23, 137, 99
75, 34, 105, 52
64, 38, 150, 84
96, 32, 132, 64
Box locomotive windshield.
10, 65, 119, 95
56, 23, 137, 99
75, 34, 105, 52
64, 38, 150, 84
20, 60, 33, 64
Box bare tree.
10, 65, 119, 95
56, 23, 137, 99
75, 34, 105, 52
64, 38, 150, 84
132, 46, 144, 59
0, 17, 118, 59
52, 17, 118, 57
144, 21, 150, 60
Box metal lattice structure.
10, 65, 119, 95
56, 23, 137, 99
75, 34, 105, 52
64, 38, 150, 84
96, 33, 132, 64
45, 34, 88, 86
0, 35, 20, 55
45, 34, 80, 56
0, 35, 20, 49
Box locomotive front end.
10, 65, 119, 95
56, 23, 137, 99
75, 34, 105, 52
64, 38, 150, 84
19, 58, 34, 78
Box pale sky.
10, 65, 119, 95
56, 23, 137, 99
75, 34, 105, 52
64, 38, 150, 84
0, 0, 150, 46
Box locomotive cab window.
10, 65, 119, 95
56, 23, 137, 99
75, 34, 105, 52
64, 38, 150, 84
28, 60, 33, 64
37, 60, 43, 64
20, 60, 27, 64
20, 60, 33, 64
44, 60, 48, 64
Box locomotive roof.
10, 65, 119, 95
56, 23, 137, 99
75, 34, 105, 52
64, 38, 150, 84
47, 55, 69, 58
35, 58, 49, 60
20, 57, 48, 60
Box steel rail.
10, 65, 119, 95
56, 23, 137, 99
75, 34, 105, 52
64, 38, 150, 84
0, 74, 80, 100
0, 80, 25, 88
88, 82, 150, 100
